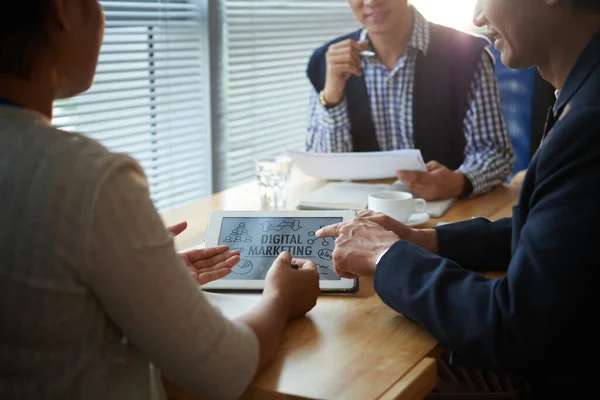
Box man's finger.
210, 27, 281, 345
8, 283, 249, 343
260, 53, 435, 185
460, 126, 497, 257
329, 62, 361, 77
406, 182, 427, 192
327, 48, 358, 60
341, 39, 361, 51
357, 40, 369, 51
398, 170, 436, 185
329, 39, 358, 52
357, 209, 377, 218
396, 170, 422, 184
410, 186, 437, 201
333, 264, 357, 280
426, 160, 444, 172
363, 214, 387, 226
315, 222, 343, 238
327, 49, 361, 65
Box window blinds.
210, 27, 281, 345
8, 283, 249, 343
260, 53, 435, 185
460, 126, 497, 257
52, 0, 212, 211
220, 0, 359, 187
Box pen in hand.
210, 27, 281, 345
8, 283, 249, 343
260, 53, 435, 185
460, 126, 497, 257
359, 50, 375, 57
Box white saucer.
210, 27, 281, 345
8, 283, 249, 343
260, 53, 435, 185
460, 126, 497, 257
405, 212, 430, 227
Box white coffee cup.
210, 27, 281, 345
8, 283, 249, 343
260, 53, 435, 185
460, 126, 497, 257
367, 191, 427, 223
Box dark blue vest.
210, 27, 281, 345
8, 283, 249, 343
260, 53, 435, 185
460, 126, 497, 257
306, 23, 491, 170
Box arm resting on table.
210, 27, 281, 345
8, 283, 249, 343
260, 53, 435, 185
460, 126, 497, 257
435, 217, 512, 272
375, 111, 600, 378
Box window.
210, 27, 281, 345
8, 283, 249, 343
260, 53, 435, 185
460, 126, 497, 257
411, 0, 478, 30
50, 0, 485, 210
52, 0, 212, 211
217, 0, 359, 188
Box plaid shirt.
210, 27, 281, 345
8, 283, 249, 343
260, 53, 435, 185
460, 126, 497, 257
306, 9, 514, 195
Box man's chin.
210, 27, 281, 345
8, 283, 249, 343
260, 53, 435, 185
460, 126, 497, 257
364, 22, 394, 36
500, 51, 532, 70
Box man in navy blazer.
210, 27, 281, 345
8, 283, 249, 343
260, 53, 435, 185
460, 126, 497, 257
317, 0, 600, 398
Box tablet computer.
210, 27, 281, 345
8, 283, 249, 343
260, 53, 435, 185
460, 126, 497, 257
203, 210, 358, 293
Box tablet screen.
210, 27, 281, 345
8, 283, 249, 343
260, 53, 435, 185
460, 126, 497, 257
218, 217, 342, 280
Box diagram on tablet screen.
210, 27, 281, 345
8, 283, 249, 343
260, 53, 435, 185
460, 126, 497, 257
223, 222, 252, 243
218, 217, 342, 281
232, 259, 253, 275
261, 220, 302, 232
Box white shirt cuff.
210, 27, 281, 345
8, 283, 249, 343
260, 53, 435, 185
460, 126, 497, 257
376, 246, 392, 265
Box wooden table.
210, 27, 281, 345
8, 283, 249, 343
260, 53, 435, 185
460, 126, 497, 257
161, 169, 521, 400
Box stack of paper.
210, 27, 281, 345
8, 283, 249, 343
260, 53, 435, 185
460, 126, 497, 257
297, 182, 388, 210
286, 149, 426, 180
297, 181, 456, 218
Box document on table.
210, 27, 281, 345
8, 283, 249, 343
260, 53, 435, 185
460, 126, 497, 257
297, 181, 457, 218
286, 148, 427, 180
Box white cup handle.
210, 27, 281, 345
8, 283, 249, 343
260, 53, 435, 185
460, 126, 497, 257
413, 198, 427, 214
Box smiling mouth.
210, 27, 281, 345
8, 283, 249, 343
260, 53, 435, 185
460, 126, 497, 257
364, 10, 390, 21
487, 26, 504, 47
487, 26, 502, 41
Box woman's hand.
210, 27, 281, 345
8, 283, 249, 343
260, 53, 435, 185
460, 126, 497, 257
168, 221, 240, 284
168, 221, 189, 237
181, 246, 240, 285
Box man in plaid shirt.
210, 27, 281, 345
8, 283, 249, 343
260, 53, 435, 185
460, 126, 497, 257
306, 1, 514, 201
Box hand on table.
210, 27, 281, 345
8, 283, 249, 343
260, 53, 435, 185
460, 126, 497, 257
315, 217, 400, 279
264, 252, 320, 320
396, 160, 469, 201
168, 221, 240, 284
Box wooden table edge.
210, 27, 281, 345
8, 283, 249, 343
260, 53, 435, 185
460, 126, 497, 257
377, 357, 438, 400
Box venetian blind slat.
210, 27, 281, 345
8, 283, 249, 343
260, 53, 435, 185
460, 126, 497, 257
52, 0, 211, 211
221, 0, 359, 187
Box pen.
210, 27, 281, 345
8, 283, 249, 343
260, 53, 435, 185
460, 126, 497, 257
359, 50, 375, 57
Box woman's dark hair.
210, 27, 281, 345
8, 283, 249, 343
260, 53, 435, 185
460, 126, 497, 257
571, 0, 600, 10
0, 1, 53, 78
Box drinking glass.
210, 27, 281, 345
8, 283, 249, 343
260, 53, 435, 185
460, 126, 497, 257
255, 155, 293, 209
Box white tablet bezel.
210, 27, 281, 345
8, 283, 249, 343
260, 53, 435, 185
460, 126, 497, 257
202, 209, 358, 292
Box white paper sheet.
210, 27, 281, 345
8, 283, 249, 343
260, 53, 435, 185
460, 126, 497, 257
286, 149, 427, 180
202, 291, 261, 320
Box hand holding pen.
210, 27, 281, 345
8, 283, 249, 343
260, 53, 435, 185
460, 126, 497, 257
263, 252, 320, 320
321, 39, 372, 107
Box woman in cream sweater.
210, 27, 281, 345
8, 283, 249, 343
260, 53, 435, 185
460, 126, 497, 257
0, 1, 320, 399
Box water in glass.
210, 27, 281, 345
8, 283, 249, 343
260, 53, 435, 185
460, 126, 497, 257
255, 156, 292, 209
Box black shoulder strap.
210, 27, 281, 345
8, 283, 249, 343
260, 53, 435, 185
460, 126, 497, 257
345, 75, 380, 152
413, 23, 490, 169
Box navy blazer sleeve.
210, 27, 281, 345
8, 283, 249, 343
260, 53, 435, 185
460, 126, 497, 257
374, 109, 600, 378
435, 217, 512, 271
